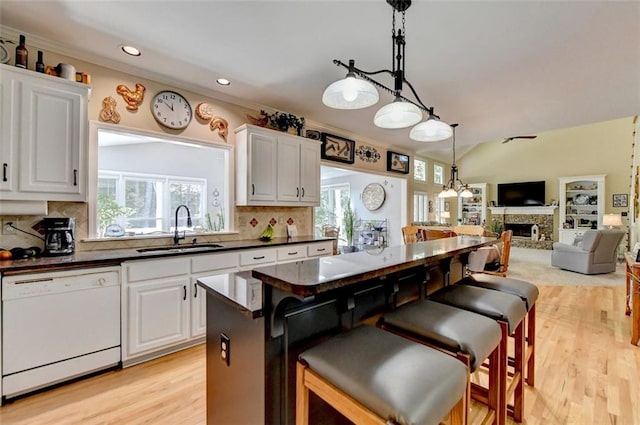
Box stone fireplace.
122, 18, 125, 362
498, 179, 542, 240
489, 206, 557, 249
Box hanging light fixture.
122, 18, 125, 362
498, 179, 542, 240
439, 124, 473, 198
322, 0, 452, 141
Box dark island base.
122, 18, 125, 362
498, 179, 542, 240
204, 262, 461, 424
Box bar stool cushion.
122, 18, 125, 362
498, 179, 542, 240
463, 274, 539, 311
383, 300, 502, 371
429, 284, 526, 334
299, 326, 467, 425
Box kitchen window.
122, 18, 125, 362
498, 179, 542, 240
413, 192, 429, 222
414, 159, 427, 182
434, 164, 444, 185
90, 122, 231, 239
97, 171, 206, 236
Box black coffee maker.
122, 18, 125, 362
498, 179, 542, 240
42, 217, 75, 256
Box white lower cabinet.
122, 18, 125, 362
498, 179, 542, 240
123, 241, 332, 365
127, 277, 190, 357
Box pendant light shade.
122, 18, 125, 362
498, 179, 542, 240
438, 187, 458, 198
459, 186, 473, 198
322, 73, 379, 109
322, 1, 451, 138
410, 116, 453, 142
373, 99, 422, 129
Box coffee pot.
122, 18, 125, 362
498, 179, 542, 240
42, 217, 75, 256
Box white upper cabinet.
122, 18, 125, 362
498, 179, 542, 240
276, 134, 320, 205
0, 64, 89, 201
235, 124, 320, 206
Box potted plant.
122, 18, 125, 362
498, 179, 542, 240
267, 111, 305, 135
343, 203, 356, 252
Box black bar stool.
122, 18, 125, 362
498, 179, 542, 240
297, 326, 468, 425
461, 274, 539, 386
428, 284, 527, 423
379, 300, 504, 425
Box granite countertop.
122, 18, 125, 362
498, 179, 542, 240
197, 271, 263, 319
0, 236, 332, 275
252, 236, 496, 297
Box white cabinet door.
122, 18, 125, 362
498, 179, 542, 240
190, 277, 207, 338
245, 131, 278, 203
0, 64, 88, 201
127, 278, 190, 357
0, 73, 18, 193
277, 136, 301, 202
299, 140, 320, 205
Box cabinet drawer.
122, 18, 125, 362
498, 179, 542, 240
277, 246, 306, 261
191, 252, 239, 274
126, 257, 190, 283
307, 241, 333, 257
239, 248, 277, 266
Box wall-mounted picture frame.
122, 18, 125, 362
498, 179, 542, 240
613, 193, 628, 207
305, 129, 321, 140
387, 151, 410, 174
444, 201, 450, 212
320, 133, 355, 164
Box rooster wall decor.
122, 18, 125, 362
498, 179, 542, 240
116, 83, 146, 111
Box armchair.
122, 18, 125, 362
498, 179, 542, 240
551, 229, 624, 274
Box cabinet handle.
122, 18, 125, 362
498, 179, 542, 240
288, 251, 298, 256
301, 187, 305, 198
73, 169, 78, 186
194, 283, 198, 298
253, 256, 265, 260
252, 183, 255, 195
297, 187, 299, 198
2, 163, 7, 182
317, 248, 326, 252
183, 285, 187, 301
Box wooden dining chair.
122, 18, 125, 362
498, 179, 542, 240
423, 228, 457, 240
401, 225, 420, 244
453, 225, 486, 237
322, 224, 340, 255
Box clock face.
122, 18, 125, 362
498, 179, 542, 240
151, 90, 192, 129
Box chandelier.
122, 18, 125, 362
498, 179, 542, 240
322, 0, 452, 142
439, 124, 473, 198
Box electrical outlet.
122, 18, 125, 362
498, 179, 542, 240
220, 333, 230, 366
2, 220, 15, 235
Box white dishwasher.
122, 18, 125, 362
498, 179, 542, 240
2, 266, 121, 400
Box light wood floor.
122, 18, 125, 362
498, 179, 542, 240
1, 285, 639, 425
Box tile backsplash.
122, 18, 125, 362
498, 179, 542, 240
1, 202, 313, 252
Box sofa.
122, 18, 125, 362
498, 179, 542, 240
551, 229, 625, 274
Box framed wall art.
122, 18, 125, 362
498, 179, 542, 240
387, 151, 410, 174
320, 133, 355, 164
613, 193, 628, 207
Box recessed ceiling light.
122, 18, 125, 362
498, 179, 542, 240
216, 78, 231, 86
121, 45, 141, 56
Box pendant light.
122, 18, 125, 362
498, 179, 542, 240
439, 124, 473, 198
322, 0, 451, 141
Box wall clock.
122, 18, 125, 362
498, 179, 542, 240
362, 183, 386, 211
151, 90, 192, 129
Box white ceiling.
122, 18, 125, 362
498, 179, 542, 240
2, 1, 639, 160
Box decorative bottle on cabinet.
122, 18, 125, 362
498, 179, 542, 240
15, 35, 28, 69
35, 50, 45, 73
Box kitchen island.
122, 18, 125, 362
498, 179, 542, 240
197, 236, 496, 424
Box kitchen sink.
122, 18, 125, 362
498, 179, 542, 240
137, 243, 225, 253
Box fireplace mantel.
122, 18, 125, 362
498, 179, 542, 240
489, 206, 557, 215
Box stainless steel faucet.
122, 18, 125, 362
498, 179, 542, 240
173, 204, 192, 245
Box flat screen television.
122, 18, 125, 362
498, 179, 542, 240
497, 181, 545, 206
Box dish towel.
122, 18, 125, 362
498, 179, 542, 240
467, 245, 501, 272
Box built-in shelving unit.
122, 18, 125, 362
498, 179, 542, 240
458, 183, 487, 225
558, 175, 605, 244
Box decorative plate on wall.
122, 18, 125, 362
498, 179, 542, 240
362, 183, 386, 211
